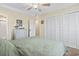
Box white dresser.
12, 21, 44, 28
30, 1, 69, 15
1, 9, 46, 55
12, 28, 27, 40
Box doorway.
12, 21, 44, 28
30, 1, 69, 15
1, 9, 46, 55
28, 19, 36, 37
0, 15, 8, 39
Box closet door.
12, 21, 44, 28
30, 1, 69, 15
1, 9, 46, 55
59, 16, 63, 41
55, 16, 63, 41
55, 16, 60, 40
76, 12, 79, 49
69, 13, 76, 48
54, 16, 63, 41
62, 14, 70, 45
51, 17, 55, 40
44, 17, 52, 39
44, 16, 55, 40
63, 13, 76, 48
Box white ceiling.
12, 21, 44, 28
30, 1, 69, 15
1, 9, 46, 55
0, 3, 76, 16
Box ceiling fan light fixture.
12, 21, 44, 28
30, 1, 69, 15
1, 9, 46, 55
26, 3, 50, 11
33, 4, 38, 8
32, 3, 38, 9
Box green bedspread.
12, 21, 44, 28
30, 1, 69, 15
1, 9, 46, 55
0, 37, 66, 56
0, 39, 19, 56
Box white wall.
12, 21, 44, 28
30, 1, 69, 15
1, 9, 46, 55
44, 11, 79, 49
0, 6, 29, 40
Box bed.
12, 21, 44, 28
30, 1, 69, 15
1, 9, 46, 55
0, 37, 66, 56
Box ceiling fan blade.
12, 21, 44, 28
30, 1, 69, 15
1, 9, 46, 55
27, 7, 32, 10
42, 3, 50, 6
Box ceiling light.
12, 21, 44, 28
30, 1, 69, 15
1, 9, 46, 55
33, 3, 38, 9
33, 5, 38, 8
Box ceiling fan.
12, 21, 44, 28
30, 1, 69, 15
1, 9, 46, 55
26, 3, 51, 12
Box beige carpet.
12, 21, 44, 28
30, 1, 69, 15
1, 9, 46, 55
65, 47, 79, 56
